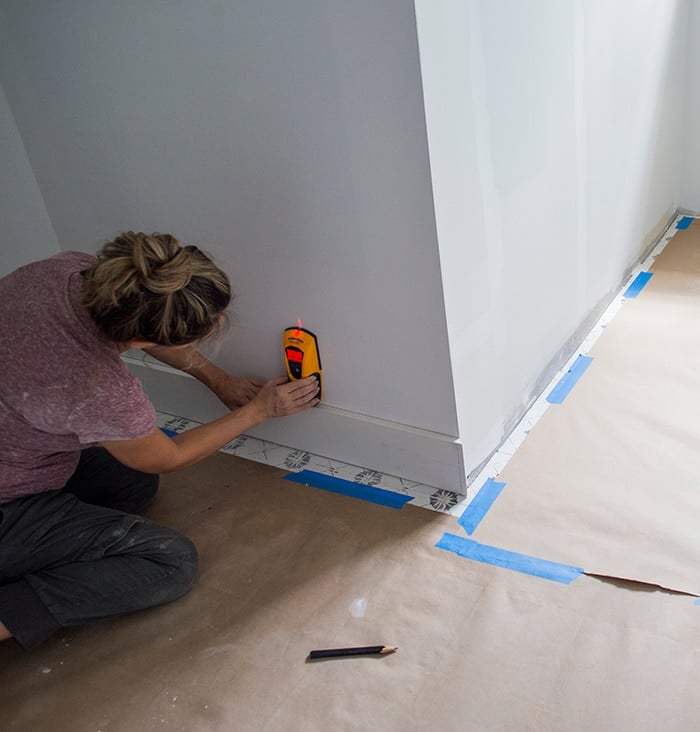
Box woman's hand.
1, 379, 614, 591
209, 372, 264, 409
251, 376, 320, 420
143, 344, 264, 408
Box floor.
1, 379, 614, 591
1, 215, 699, 730
0, 451, 698, 731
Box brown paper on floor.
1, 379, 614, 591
1, 452, 700, 732
471, 222, 700, 595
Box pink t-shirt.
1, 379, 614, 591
0, 251, 156, 503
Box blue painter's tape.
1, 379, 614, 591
677, 216, 694, 230
623, 271, 653, 298
435, 533, 583, 584
284, 470, 413, 509
458, 479, 506, 535
161, 427, 178, 437
694, 598, 700, 606
546, 355, 594, 405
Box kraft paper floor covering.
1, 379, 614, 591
1, 452, 700, 731
3, 222, 700, 730
471, 220, 700, 596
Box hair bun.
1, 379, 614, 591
82, 230, 232, 346
143, 248, 195, 294
132, 234, 194, 294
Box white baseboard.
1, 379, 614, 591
125, 358, 467, 494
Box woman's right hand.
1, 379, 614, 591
251, 376, 320, 420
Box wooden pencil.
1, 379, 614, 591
308, 645, 397, 659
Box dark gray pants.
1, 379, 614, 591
0, 448, 198, 649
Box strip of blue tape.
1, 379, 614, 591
677, 216, 694, 230
546, 355, 594, 405
623, 271, 653, 298
694, 598, 700, 606
435, 533, 583, 584
284, 469, 413, 509
161, 427, 177, 437
458, 479, 506, 535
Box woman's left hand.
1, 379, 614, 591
142, 344, 264, 409
210, 371, 264, 409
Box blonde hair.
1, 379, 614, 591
81, 231, 232, 346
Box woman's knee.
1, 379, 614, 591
116, 520, 199, 606
155, 530, 199, 601
63, 447, 161, 513
114, 468, 160, 514
171, 534, 198, 598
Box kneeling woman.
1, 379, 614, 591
0, 231, 319, 649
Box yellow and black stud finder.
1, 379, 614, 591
283, 323, 322, 401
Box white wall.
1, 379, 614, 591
0, 81, 59, 275
0, 1, 690, 491
0, 1, 464, 490
681, 0, 700, 209
415, 0, 687, 478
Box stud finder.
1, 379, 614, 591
283, 324, 322, 401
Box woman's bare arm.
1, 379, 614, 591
101, 376, 319, 473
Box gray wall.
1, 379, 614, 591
0, 80, 59, 274
416, 0, 687, 476
0, 1, 459, 439
681, 0, 700, 210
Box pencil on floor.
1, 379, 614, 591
308, 645, 397, 659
